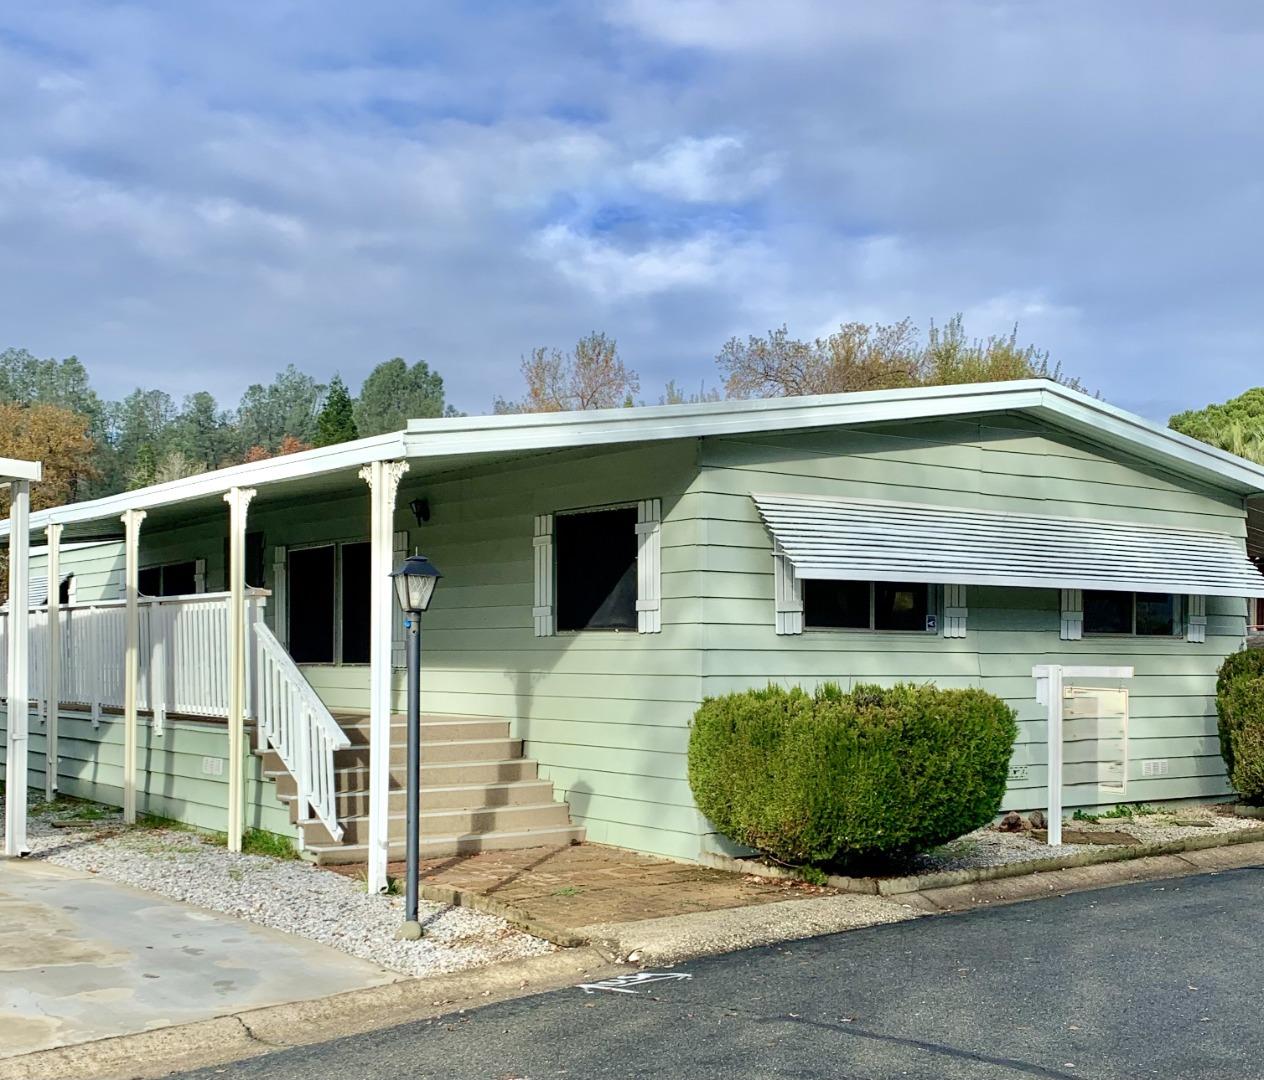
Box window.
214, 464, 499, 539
1083, 590, 1179, 636
555, 507, 638, 631
138, 560, 198, 597
286, 541, 372, 664
288, 545, 335, 663
804, 580, 932, 632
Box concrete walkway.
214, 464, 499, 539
0, 857, 395, 1059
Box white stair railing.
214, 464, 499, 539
253, 620, 349, 843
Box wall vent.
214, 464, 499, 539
1008, 765, 1030, 782
1141, 759, 1170, 778
201, 756, 225, 777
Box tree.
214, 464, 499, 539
494, 332, 639, 413
1170, 388, 1264, 464
242, 434, 313, 463
0, 402, 98, 513
236, 365, 324, 454
169, 390, 235, 469
716, 315, 1084, 400
315, 374, 359, 447
129, 447, 206, 488
355, 358, 454, 436
660, 379, 723, 405
105, 388, 178, 492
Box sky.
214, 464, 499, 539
0, 1, 1261, 421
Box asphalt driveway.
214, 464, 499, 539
170, 864, 1264, 1079
0, 857, 395, 1058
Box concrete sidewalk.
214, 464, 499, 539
0, 857, 396, 1059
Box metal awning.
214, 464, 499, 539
754, 493, 1264, 598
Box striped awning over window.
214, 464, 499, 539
753, 493, 1264, 598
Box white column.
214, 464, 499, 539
4, 480, 31, 855
121, 508, 146, 824
360, 459, 408, 894
1044, 665, 1064, 847
44, 522, 62, 800
224, 487, 256, 853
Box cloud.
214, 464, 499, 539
0, 2, 1260, 420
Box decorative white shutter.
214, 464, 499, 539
272, 547, 287, 646
194, 557, 207, 594
774, 541, 803, 635
392, 530, 409, 666
533, 514, 554, 637
1186, 594, 1207, 643
943, 584, 968, 638
635, 499, 662, 634
1060, 588, 1083, 640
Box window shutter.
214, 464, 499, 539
194, 558, 207, 594
635, 499, 662, 634
773, 540, 803, 635
392, 531, 409, 666
272, 547, 287, 646
1060, 588, 1083, 640
1186, 594, 1207, 643
532, 514, 554, 637
943, 584, 968, 638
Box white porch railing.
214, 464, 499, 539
0, 592, 264, 725
254, 622, 350, 842
0, 590, 348, 844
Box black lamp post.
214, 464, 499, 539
390, 553, 442, 940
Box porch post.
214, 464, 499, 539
4, 480, 31, 855
360, 459, 408, 894
121, 508, 146, 824
224, 486, 256, 853
44, 522, 62, 800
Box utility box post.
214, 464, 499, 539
1033, 664, 1134, 847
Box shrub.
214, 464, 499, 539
1216, 649, 1264, 803
688, 682, 1018, 866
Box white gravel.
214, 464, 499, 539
910, 803, 1264, 874
6, 793, 553, 978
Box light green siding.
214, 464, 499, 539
0, 705, 293, 837
694, 416, 1247, 851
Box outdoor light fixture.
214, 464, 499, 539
390, 553, 442, 940
409, 497, 431, 526
391, 553, 441, 614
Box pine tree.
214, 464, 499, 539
315, 374, 358, 447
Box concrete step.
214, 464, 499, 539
266, 757, 539, 798
281, 779, 559, 822
262, 737, 524, 773
306, 823, 586, 865
300, 801, 574, 846
336, 717, 511, 745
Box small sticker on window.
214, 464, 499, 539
925, 614, 938, 632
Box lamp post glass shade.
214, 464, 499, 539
392, 554, 442, 613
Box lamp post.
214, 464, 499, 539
390, 554, 442, 940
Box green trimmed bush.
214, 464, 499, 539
1216, 649, 1264, 803
688, 683, 1018, 866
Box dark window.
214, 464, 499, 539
803, 580, 869, 629
138, 566, 161, 597
1083, 591, 1132, 634
138, 560, 197, 597
1083, 590, 1178, 636
555, 508, 638, 631
288, 545, 335, 663
246, 531, 266, 589
340, 541, 371, 664
58, 576, 72, 605
803, 580, 931, 632
875, 582, 929, 631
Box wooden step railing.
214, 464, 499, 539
254, 620, 349, 842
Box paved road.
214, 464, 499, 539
175, 867, 1264, 1080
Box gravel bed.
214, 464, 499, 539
6, 794, 553, 978
908, 803, 1264, 874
